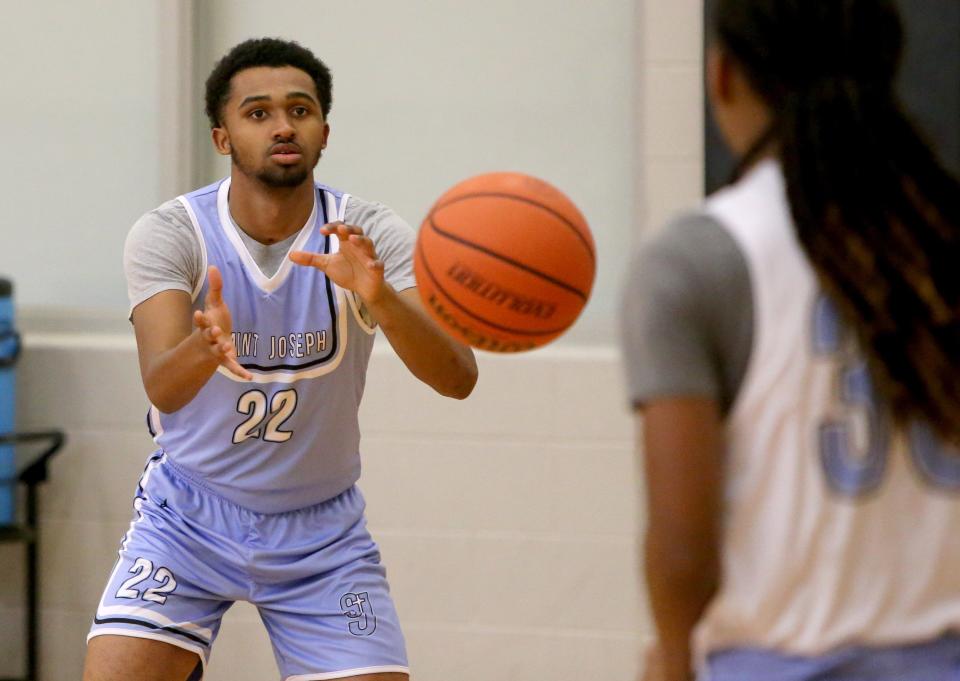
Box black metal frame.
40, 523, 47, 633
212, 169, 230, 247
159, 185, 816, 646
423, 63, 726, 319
0, 430, 65, 681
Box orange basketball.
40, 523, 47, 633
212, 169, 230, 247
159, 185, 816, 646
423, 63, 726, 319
414, 172, 595, 353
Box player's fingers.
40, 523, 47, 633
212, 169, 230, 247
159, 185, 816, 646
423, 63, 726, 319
209, 337, 234, 359
340, 237, 378, 264
216, 343, 252, 380
203, 325, 224, 343
206, 266, 224, 306
194, 310, 213, 330
207, 265, 223, 291
224, 356, 253, 381
321, 221, 363, 237
335, 245, 369, 273
289, 250, 330, 270
348, 234, 376, 253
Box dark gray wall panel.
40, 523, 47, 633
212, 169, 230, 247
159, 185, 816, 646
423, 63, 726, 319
704, 0, 960, 194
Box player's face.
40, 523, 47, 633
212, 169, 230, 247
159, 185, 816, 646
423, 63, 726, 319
213, 66, 329, 188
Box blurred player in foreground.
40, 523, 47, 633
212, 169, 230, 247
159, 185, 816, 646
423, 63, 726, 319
620, 1, 960, 679
83, 38, 477, 681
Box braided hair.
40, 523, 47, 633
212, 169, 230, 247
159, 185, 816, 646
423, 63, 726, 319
714, 0, 960, 442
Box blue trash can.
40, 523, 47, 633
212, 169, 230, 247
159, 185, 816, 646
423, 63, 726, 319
0, 278, 19, 526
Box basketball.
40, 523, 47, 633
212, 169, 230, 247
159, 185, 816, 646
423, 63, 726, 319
414, 172, 595, 353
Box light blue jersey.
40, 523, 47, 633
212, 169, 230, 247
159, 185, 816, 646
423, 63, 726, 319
91, 179, 412, 678
148, 177, 379, 513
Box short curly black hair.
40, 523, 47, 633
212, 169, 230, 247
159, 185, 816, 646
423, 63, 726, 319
204, 37, 333, 128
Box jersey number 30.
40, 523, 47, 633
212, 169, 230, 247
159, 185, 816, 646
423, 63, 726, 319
232, 388, 298, 444
813, 296, 960, 496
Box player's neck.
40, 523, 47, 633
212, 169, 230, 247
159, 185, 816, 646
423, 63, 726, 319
227, 172, 316, 246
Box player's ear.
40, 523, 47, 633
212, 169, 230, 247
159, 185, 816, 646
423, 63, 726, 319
706, 43, 733, 105
321, 122, 330, 151
211, 126, 231, 156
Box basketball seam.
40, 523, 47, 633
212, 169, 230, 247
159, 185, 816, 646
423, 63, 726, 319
431, 192, 595, 261
416, 240, 574, 337
427, 217, 588, 301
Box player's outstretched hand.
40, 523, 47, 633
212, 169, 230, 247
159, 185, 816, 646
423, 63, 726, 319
289, 222, 387, 305
639, 643, 688, 681
193, 265, 252, 380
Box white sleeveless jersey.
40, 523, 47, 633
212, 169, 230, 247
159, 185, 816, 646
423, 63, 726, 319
694, 159, 960, 661
147, 177, 379, 514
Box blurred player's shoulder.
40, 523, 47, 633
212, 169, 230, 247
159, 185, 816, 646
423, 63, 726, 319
642, 211, 735, 251
631, 210, 750, 297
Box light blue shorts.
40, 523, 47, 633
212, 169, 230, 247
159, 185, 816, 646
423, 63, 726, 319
88, 452, 408, 680
704, 634, 960, 681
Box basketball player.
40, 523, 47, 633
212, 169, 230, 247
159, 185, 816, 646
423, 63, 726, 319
82, 38, 477, 681
620, 1, 960, 680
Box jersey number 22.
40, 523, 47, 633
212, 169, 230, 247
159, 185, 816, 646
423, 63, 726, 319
232, 388, 298, 444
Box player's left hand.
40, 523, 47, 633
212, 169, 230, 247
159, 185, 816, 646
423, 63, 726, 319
289, 222, 388, 305
639, 643, 691, 681
639, 644, 666, 681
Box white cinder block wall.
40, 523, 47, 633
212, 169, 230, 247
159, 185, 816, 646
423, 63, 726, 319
6, 338, 640, 680
0, 0, 704, 679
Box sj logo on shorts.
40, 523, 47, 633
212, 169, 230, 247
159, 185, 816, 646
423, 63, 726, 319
341, 591, 377, 636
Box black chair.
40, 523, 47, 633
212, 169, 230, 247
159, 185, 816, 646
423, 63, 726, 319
0, 430, 66, 681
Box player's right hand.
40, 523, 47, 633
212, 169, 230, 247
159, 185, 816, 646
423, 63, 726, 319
193, 265, 252, 380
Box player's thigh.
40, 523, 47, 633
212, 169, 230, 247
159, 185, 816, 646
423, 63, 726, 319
350, 674, 408, 681
83, 634, 202, 681
256, 487, 409, 680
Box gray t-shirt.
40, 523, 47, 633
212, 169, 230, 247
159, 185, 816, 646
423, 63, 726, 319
619, 213, 754, 416
123, 193, 417, 315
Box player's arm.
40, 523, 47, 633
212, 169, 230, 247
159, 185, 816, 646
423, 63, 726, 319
291, 223, 477, 398
639, 398, 723, 681
133, 266, 251, 413
365, 285, 478, 399
619, 214, 750, 681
